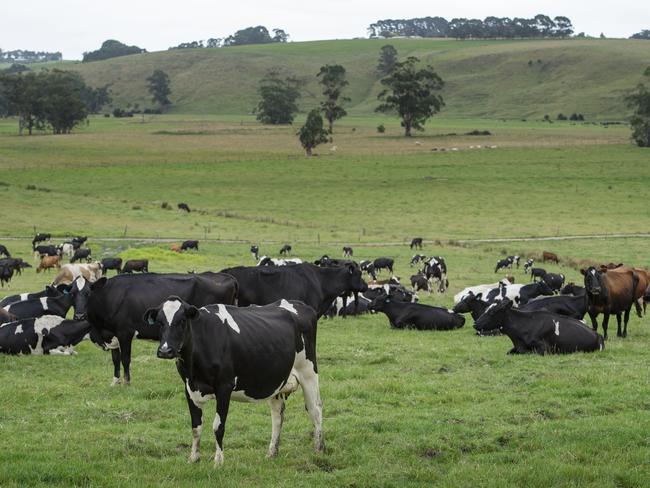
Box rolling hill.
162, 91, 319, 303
56, 38, 649, 119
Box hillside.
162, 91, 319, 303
57, 38, 649, 119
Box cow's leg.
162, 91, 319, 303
588, 311, 599, 335
295, 358, 324, 453
185, 389, 204, 463
623, 307, 631, 338
111, 349, 121, 386
634, 298, 643, 318
615, 313, 623, 338
118, 335, 133, 385
213, 387, 232, 467
601, 313, 610, 340
267, 397, 285, 458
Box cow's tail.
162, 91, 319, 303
597, 334, 605, 351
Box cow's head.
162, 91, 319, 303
144, 297, 200, 360
474, 298, 513, 333
536, 280, 555, 297
345, 263, 368, 293
367, 292, 390, 313
63, 276, 95, 320
581, 267, 604, 296
452, 291, 481, 314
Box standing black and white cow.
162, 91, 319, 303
78, 273, 239, 385
3, 280, 83, 320
423, 256, 448, 293
32, 233, 51, 248
150, 297, 323, 466
71, 248, 92, 263
0, 316, 92, 355
342, 246, 353, 258
495, 257, 512, 273
542, 273, 565, 292
181, 240, 199, 252
373, 257, 394, 276
100, 258, 122, 275
410, 238, 423, 250
71, 236, 88, 250
0, 245, 10, 258
359, 261, 377, 281
368, 293, 465, 330
221, 263, 367, 318
0, 285, 63, 307
410, 273, 432, 294
279, 244, 292, 255
474, 298, 604, 354
250, 245, 259, 261
523, 258, 534, 274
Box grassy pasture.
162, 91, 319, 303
1, 115, 650, 487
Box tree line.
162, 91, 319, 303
0, 49, 62, 64
630, 30, 650, 40
169, 26, 289, 50
367, 15, 574, 39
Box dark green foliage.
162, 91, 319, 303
169, 40, 204, 50
376, 57, 444, 137
224, 26, 289, 47
626, 67, 650, 147
557, 113, 568, 121
3, 64, 30, 74
207, 38, 223, 48
146, 70, 172, 108
317, 64, 349, 134
297, 109, 329, 155
569, 113, 585, 121
377, 45, 398, 76
377, 124, 386, 133
82, 40, 146, 63
630, 30, 650, 40
0, 49, 61, 63
255, 69, 301, 125
80, 84, 112, 113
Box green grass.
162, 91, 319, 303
1, 115, 650, 486
45, 38, 650, 119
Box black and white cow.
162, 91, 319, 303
71, 236, 88, 250
0, 316, 92, 355
32, 233, 51, 248
561, 283, 586, 296
342, 246, 353, 258
279, 244, 292, 255
523, 258, 534, 274
530, 268, 547, 282
368, 293, 465, 330
359, 261, 377, 281
520, 294, 588, 320
71, 248, 92, 263
221, 263, 367, 318
410, 273, 431, 294
250, 245, 259, 261
517, 281, 555, 305
410, 238, 423, 249
423, 256, 448, 293
100, 258, 122, 275
542, 273, 565, 292
474, 298, 604, 354
3, 280, 83, 320
511, 256, 521, 268
495, 257, 512, 273
452, 292, 500, 336
258, 256, 303, 266
0, 285, 63, 307
181, 240, 199, 252
372, 257, 394, 276
0, 245, 10, 258
410, 254, 427, 267
34, 245, 58, 259
57, 242, 74, 258
150, 297, 323, 466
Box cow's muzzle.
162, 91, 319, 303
74, 313, 87, 320
157, 345, 176, 359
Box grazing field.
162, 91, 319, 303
1, 115, 650, 487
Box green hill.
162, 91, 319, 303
58, 38, 649, 119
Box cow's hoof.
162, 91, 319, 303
622, 332, 628, 338
110, 377, 121, 386
213, 451, 224, 467
266, 448, 278, 458
188, 453, 200, 463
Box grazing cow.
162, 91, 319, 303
0, 265, 13, 287
0, 285, 63, 307
181, 240, 199, 252
475, 298, 604, 354
410, 254, 427, 267
37, 255, 61, 273
342, 246, 353, 258
520, 294, 588, 320
511, 256, 521, 268
71, 237, 88, 250
178, 202, 191, 213
0, 258, 31, 276
359, 260, 377, 281
279, 244, 292, 255
581, 266, 639, 339
517, 281, 555, 305
542, 251, 559, 264
542, 273, 565, 292
100, 258, 122, 275
34, 245, 58, 259
368, 293, 465, 330
0, 316, 92, 355
80, 272, 239, 385
170, 244, 182, 253
52, 263, 103, 286
494, 258, 512, 273
221, 263, 367, 318
561, 283, 586, 296
373, 257, 394, 275
454, 278, 514, 304
150, 297, 323, 465
32, 233, 51, 248
121, 259, 149, 274
71, 248, 92, 263
250, 245, 259, 260
0, 245, 10, 258
410, 273, 432, 294
523, 258, 534, 274
258, 256, 302, 266
410, 238, 423, 249
530, 268, 547, 282
3, 280, 84, 320
57, 243, 74, 258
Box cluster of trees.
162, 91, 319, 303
630, 30, 650, 40
0, 49, 62, 64
368, 15, 574, 39
169, 26, 289, 50
626, 67, 650, 147
82, 40, 146, 63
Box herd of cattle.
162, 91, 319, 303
2, 234, 650, 465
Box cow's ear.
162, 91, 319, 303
91, 277, 107, 291
55, 284, 68, 293
143, 308, 158, 325
579, 268, 587, 276
185, 306, 200, 320
475, 292, 482, 300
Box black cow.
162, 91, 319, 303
70, 248, 92, 263
3, 280, 83, 320
410, 273, 431, 294
181, 240, 199, 252
0, 285, 63, 307
518, 281, 555, 305
178, 203, 191, 213
32, 233, 51, 248
150, 297, 323, 465
71, 236, 88, 250
523, 258, 534, 274
342, 246, 353, 257
221, 263, 367, 318
279, 244, 292, 255
34, 245, 58, 258
314, 255, 352, 268
0, 316, 92, 355
542, 273, 565, 292
0, 257, 31, 276
121, 259, 149, 274
373, 257, 394, 275
368, 293, 465, 330
0, 245, 10, 258
250, 245, 259, 260
80, 272, 239, 385
520, 294, 588, 320
452, 292, 501, 336
561, 283, 586, 296
0, 265, 13, 287
475, 298, 604, 354
530, 268, 547, 282
359, 260, 377, 281
410, 238, 423, 249
100, 258, 122, 275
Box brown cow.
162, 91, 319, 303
170, 244, 182, 253
581, 266, 639, 339
0, 308, 16, 323
52, 263, 103, 286
37, 255, 61, 273
542, 251, 559, 264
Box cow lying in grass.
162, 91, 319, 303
368, 292, 465, 330
0, 316, 92, 355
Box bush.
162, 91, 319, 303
465, 130, 491, 136
557, 113, 567, 121
113, 108, 134, 118
377, 124, 386, 133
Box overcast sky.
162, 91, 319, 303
2, 0, 648, 59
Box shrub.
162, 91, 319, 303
377, 124, 386, 133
